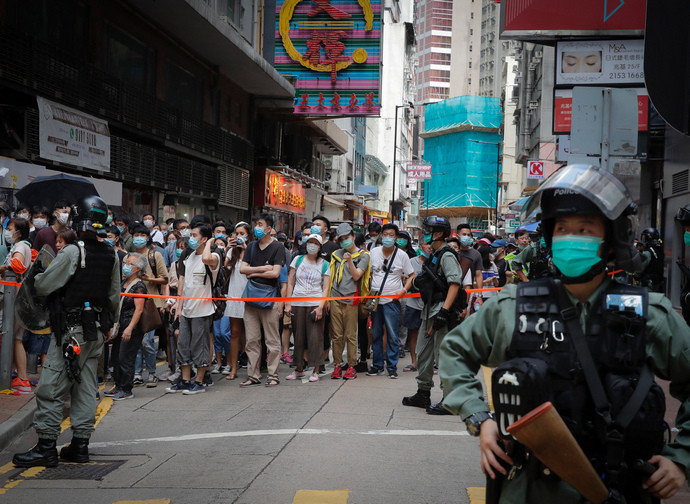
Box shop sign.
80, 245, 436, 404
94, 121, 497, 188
275, 0, 382, 116
265, 169, 306, 214
556, 40, 644, 87
407, 164, 432, 180
37, 97, 110, 172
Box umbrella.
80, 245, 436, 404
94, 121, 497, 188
16, 173, 99, 209
516, 221, 540, 233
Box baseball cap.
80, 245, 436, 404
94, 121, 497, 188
306, 233, 323, 244
336, 222, 353, 238
491, 239, 507, 248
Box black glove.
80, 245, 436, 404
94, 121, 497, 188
63, 343, 82, 383
433, 308, 450, 330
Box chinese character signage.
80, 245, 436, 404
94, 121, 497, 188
264, 169, 307, 214
407, 164, 432, 180
556, 40, 644, 87
276, 0, 382, 116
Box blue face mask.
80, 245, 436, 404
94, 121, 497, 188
188, 237, 200, 250
540, 237, 546, 248
382, 236, 395, 248
106, 215, 113, 225
423, 233, 433, 244
176, 248, 183, 258
122, 264, 133, 277
162, 231, 168, 238
254, 227, 265, 239
215, 234, 226, 240
396, 238, 408, 248
117, 226, 125, 235
340, 238, 354, 250
685, 231, 690, 247
301, 235, 309, 244
133, 236, 148, 249
104, 239, 114, 246
460, 235, 474, 247
551, 235, 603, 278
237, 236, 246, 245
311, 225, 322, 235
421, 251, 430, 258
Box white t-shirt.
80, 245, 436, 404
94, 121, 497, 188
181, 250, 220, 318
289, 255, 330, 307
370, 246, 414, 305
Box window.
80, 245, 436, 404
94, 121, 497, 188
104, 23, 156, 94
165, 60, 203, 117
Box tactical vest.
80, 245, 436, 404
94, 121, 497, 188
62, 240, 116, 310
412, 245, 467, 310
494, 279, 666, 501
527, 244, 551, 280
640, 245, 664, 291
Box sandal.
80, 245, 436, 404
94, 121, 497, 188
239, 377, 261, 387
225, 373, 237, 380
403, 364, 417, 372
265, 378, 280, 387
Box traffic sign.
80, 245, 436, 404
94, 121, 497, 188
527, 161, 544, 179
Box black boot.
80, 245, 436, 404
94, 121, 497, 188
60, 437, 90, 463
13, 439, 58, 467
426, 401, 452, 415
402, 389, 431, 408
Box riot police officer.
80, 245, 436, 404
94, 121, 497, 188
676, 203, 690, 325
13, 196, 121, 467
402, 216, 465, 415
638, 228, 665, 292
512, 225, 551, 282
440, 165, 689, 502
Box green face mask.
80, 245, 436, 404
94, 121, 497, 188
685, 231, 690, 247
340, 238, 354, 250
396, 238, 408, 248
423, 233, 433, 244
551, 235, 603, 278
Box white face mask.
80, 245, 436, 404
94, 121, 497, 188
57, 212, 70, 225
180, 228, 191, 238
144, 219, 154, 229
17, 212, 30, 220
4, 230, 14, 245
33, 217, 47, 230
306, 243, 320, 255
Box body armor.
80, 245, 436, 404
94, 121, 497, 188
62, 240, 115, 310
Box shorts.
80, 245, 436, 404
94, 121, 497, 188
177, 315, 212, 368
403, 307, 422, 331
23, 331, 52, 354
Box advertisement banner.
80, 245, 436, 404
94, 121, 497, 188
407, 164, 432, 180
37, 97, 110, 172
556, 40, 644, 87
275, 0, 382, 116
264, 169, 307, 215
553, 88, 648, 134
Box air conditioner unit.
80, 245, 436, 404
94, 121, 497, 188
346, 181, 354, 193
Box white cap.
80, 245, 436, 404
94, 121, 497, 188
306, 233, 323, 245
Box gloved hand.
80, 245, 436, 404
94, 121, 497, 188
433, 308, 450, 330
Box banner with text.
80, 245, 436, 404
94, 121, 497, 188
406, 164, 432, 180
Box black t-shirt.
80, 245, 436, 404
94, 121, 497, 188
243, 239, 286, 287
119, 280, 147, 337
321, 240, 339, 262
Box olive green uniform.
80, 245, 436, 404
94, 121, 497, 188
509, 242, 537, 272
416, 251, 463, 391
32, 244, 121, 440
440, 279, 690, 503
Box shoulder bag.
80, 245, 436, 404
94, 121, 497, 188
360, 247, 397, 315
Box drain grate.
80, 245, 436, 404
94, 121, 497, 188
32, 460, 125, 480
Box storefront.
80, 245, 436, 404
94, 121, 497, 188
253, 167, 307, 236
366, 208, 391, 225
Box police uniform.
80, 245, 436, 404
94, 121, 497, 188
639, 246, 664, 292
511, 241, 550, 280
440, 280, 690, 503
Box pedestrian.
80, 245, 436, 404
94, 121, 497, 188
238, 214, 285, 387
142, 213, 165, 247
32, 200, 71, 254
327, 223, 371, 380
105, 252, 147, 400
166, 222, 221, 395
354, 231, 371, 372
366, 222, 382, 251
210, 235, 232, 375
28, 206, 50, 245
13, 196, 120, 467
477, 244, 499, 300
440, 164, 690, 503
285, 234, 331, 382
403, 239, 433, 373
104, 225, 127, 263
511, 226, 551, 282
396, 230, 416, 359
490, 239, 509, 287
55, 229, 76, 252
113, 214, 134, 252
367, 223, 415, 378
456, 224, 484, 312
293, 221, 313, 259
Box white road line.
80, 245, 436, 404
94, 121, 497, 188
89, 428, 468, 448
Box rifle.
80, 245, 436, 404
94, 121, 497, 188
506, 401, 610, 504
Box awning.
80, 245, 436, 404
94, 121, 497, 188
368, 209, 391, 219
323, 195, 347, 208
365, 155, 389, 176
355, 184, 378, 197
508, 196, 530, 211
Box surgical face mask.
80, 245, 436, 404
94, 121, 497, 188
540, 237, 546, 248
396, 238, 408, 248
162, 230, 168, 238
551, 235, 603, 278
340, 238, 354, 250
106, 215, 113, 225
236, 236, 247, 245
311, 225, 322, 235
685, 231, 690, 247
33, 217, 47, 230
301, 235, 308, 244
188, 237, 200, 250
306, 243, 320, 255
144, 219, 154, 229
57, 212, 70, 226
254, 227, 266, 239
382, 236, 395, 248
117, 226, 126, 235
133, 236, 148, 249
421, 251, 430, 258
18, 212, 29, 220
176, 248, 183, 258
460, 235, 474, 247
4, 230, 15, 245
215, 233, 226, 240
104, 239, 114, 246
179, 228, 191, 238
423, 233, 433, 244
122, 264, 134, 277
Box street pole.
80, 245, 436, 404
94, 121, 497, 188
391, 106, 399, 223
0, 270, 16, 390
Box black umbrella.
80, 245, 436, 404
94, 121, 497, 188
16, 173, 100, 209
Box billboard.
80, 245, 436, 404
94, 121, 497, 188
553, 88, 648, 134
501, 0, 646, 40
555, 40, 644, 87
275, 0, 382, 116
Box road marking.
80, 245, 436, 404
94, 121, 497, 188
0, 462, 15, 476
113, 500, 171, 504
61, 385, 112, 433
89, 428, 468, 448
467, 486, 486, 504
292, 489, 349, 504
0, 466, 45, 495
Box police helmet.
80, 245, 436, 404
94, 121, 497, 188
72, 195, 108, 236
521, 164, 641, 275
675, 203, 690, 226
640, 227, 660, 244
422, 215, 451, 239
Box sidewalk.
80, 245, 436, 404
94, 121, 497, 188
0, 366, 41, 453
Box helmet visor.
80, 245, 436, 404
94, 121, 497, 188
521, 164, 633, 222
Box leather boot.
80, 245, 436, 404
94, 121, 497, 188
426, 401, 452, 415
401, 389, 431, 408
60, 437, 90, 463
12, 439, 58, 467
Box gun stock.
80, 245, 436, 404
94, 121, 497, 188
506, 402, 609, 504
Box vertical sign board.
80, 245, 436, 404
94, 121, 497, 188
527, 161, 544, 180
275, 0, 382, 116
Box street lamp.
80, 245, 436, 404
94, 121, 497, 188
391, 102, 414, 223
469, 139, 502, 231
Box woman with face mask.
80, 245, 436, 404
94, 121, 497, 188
285, 234, 331, 383
31, 200, 71, 255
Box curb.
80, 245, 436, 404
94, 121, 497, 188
0, 398, 36, 453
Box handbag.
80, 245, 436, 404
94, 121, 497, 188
243, 279, 277, 310
360, 247, 398, 315
140, 298, 163, 333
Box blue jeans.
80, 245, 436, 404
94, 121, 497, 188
212, 317, 232, 353
371, 300, 401, 372
135, 330, 157, 375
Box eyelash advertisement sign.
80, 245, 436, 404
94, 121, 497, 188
555, 39, 645, 86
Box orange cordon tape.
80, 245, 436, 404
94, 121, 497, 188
0, 279, 22, 287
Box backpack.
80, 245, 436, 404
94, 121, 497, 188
295, 254, 329, 275
204, 255, 227, 320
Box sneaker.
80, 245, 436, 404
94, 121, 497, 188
399, 348, 406, 358
202, 373, 214, 387
182, 382, 206, 395
355, 361, 368, 373
318, 365, 328, 376
133, 374, 144, 386
165, 381, 191, 393
366, 367, 385, 376
286, 372, 305, 380
112, 390, 133, 401
103, 386, 121, 397
146, 374, 159, 388
343, 366, 357, 380
280, 352, 293, 364
308, 373, 319, 382
167, 370, 181, 383
10, 377, 32, 394
330, 365, 342, 379
388, 370, 399, 379
222, 367, 233, 375
210, 363, 222, 374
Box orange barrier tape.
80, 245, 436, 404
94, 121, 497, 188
0, 279, 22, 287
121, 292, 423, 303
